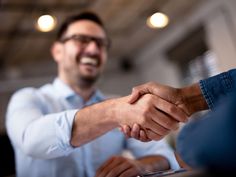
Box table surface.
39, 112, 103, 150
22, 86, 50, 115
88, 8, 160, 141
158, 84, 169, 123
141, 170, 222, 177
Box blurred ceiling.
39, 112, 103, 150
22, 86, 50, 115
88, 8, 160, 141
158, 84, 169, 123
0, 0, 204, 81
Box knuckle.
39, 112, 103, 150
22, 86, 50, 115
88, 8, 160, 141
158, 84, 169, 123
165, 119, 176, 129
143, 94, 154, 103
159, 126, 170, 135
142, 109, 151, 121
169, 104, 177, 113
165, 120, 172, 129
141, 107, 148, 115
132, 87, 139, 92
139, 118, 148, 127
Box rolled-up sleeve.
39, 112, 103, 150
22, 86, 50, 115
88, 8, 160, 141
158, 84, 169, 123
6, 88, 77, 159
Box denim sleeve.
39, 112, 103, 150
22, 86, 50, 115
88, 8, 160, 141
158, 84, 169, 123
199, 69, 236, 109
176, 92, 236, 170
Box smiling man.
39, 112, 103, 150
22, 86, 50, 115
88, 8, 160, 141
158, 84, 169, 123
6, 12, 184, 177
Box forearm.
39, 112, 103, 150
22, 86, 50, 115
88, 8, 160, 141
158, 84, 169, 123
137, 155, 170, 172
70, 97, 128, 147
179, 83, 208, 116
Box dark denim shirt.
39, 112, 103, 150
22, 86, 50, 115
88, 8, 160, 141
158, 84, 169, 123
199, 69, 236, 109
177, 69, 236, 172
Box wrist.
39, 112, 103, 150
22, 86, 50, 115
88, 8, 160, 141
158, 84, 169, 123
179, 83, 208, 116
101, 98, 121, 127
109, 96, 130, 126
70, 99, 120, 147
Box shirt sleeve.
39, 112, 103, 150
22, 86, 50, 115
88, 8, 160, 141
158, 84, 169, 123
199, 69, 236, 109
6, 88, 77, 159
176, 92, 236, 170
126, 138, 180, 170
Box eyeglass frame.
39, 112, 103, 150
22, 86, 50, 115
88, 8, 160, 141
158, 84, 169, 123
59, 34, 111, 50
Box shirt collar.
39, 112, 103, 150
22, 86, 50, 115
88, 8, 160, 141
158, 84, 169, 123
53, 78, 105, 103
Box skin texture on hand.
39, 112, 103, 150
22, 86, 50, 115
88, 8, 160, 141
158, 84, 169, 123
129, 82, 208, 116
71, 93, 188, 147
122, 82, 208, 141
95, 156, 143, 177
95, 155, 170, 177
115, 94, 187, 141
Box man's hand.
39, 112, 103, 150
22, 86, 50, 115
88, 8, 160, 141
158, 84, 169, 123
121, 82, 208, 141
129, 82, 207, 116
129, 82, 189, 115
120, 124, 152, 142
70, 93, 187, 147
121, 123, 152, 142
116, 94, 187, 141
95, 156, 144, 177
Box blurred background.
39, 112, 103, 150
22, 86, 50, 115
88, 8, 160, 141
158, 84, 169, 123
1, 0, 236, 176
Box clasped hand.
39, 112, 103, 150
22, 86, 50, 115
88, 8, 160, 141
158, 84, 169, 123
121, 82, 190, 142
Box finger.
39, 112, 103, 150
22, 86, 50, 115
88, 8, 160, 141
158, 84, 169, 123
130, 123, 140, 139
96, 157, 117, 176
106, 161, 132, 177
140, 130, 152, 142
128, 89, 141, 104
96, 157, 124, 177
129, 82, 160, 103
124, 125, 132, 138
151, 108, 179, 131
146, 129, 164, 141
118, 126, 123, 132
129, 84, 154, 104
119, 167, 139, 177
145, 108, 171, 136
153, 97, 188, 123
147, 119, 170, 136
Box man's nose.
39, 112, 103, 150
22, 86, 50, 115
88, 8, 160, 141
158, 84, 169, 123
84, 41, 100, 54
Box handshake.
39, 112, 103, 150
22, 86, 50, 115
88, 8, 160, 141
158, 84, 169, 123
118, 82, 208, 142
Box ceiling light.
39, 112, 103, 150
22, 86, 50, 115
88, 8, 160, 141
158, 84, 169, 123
147, 12, 169, 29
36, 14, 57, 32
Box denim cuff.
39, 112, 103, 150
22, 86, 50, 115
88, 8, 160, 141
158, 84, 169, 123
199, 69, 236, 110
199, 80, 214, 109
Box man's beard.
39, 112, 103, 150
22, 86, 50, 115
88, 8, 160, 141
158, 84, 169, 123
77, 73, 100, 89
75, 53, 101, 89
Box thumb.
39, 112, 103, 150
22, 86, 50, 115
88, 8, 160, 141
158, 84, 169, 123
128, 89, 141, 104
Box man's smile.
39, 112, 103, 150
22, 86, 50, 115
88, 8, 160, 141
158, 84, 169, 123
80, 57, 99, 67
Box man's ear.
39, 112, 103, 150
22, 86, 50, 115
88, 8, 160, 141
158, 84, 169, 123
51, 42, 64, 63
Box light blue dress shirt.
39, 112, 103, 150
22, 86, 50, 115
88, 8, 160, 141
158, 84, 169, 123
6, 78, 179, 177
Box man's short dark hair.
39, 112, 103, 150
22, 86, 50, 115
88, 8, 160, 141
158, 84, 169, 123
56, 12, 106, 41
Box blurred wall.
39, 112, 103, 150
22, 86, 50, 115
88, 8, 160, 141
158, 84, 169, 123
1, 0, 236, 134
132, 0, 236, 86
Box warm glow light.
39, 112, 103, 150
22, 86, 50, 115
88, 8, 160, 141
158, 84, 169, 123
147, 12, 169, 29
36, 15, 56, 32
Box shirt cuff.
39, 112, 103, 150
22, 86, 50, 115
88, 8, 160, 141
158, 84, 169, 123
55, 109, 78, 155
199, 69, 235, 110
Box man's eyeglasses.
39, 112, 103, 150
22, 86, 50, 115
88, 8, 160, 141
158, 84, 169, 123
59, 34, 111, 49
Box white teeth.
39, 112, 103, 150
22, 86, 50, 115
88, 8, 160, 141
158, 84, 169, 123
80, 57, 98, 66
